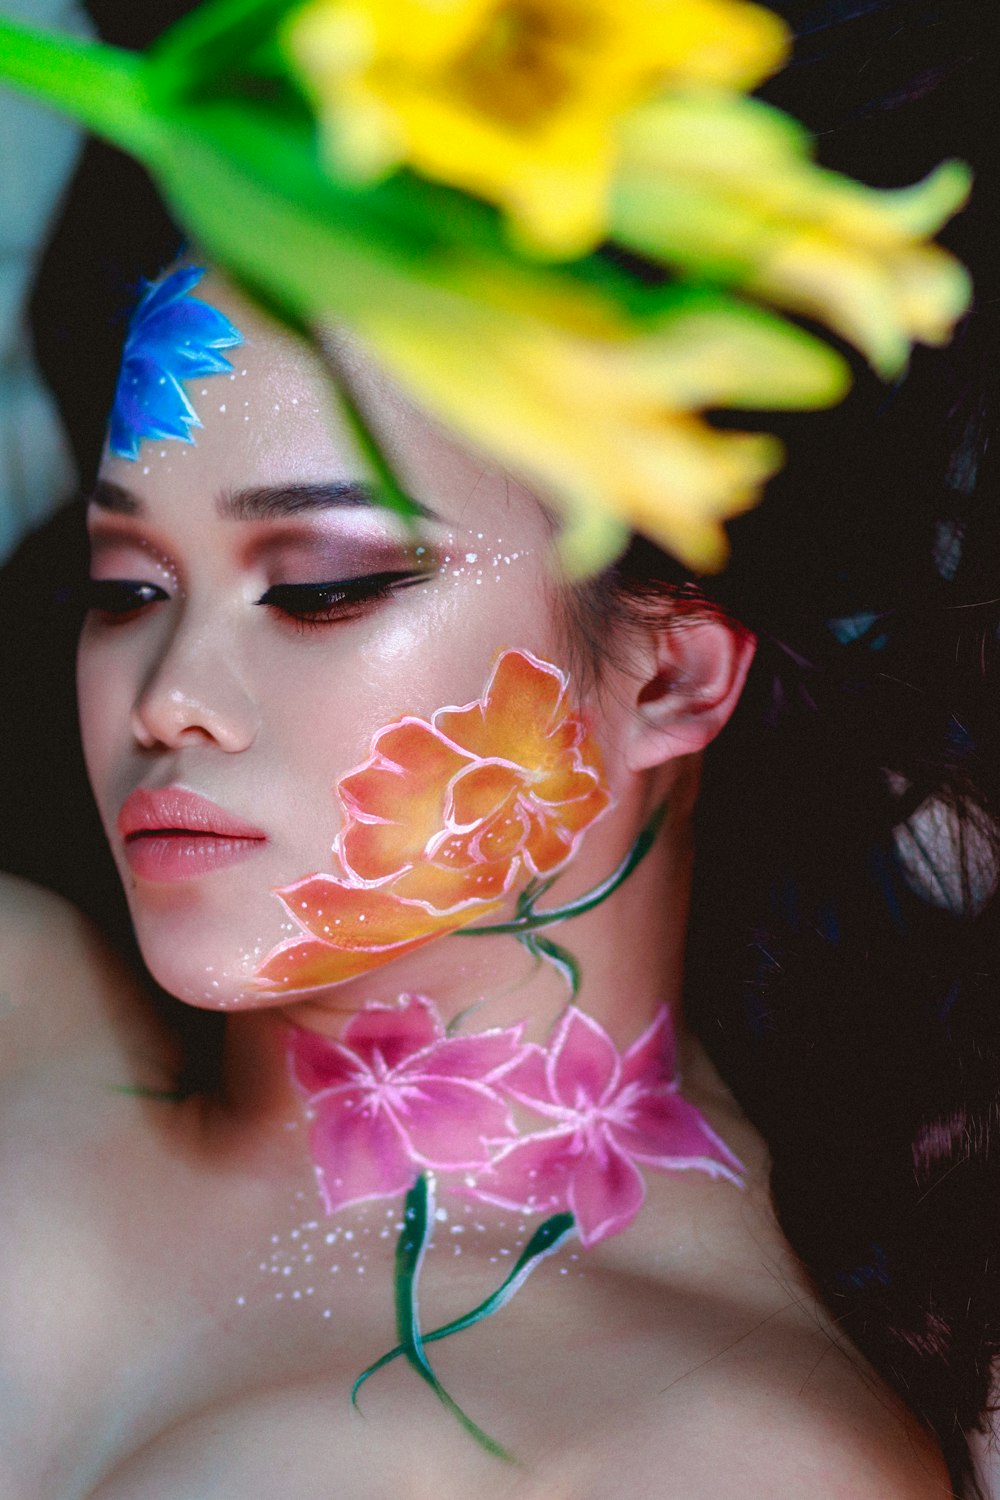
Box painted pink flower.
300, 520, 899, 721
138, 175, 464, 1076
468, 1005, 743, 1247
288, 994, 527, 1214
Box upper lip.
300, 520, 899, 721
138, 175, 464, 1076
117, 787, 268, 841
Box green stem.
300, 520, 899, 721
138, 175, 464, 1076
318, 345, 423, 526
388, 1175, 514, 1462
457, 800, 668, 938
0, 18, 156, 158
353, 1212, 574, 1399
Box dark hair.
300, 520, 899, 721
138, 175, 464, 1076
4, 0, 999, 1492
564, 7, 1000, 1486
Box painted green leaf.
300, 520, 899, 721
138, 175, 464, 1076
385, 1174, 514, 1461
354, 1211, 575, 1400
521, 931, 581, 996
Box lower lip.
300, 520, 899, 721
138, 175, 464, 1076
123, 832, 267, 883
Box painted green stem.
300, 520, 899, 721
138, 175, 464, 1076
353, 1211, 575, 1400
458, 800, 668, 938
386, 1175, 513, 1462
0, 18, 156, 157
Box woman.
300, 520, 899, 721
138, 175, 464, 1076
0, 260, 968, 1497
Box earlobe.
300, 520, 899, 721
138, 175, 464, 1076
626, 616, 756, 771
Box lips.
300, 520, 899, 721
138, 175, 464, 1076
117, 787, 267, 882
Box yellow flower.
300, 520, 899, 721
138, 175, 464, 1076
611, 90, 972, 376
284, 0, 790, 254
346, 265, 848, 572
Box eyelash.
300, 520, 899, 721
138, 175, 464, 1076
81, 571, 429, 630
81, 580, 169, 619
257, 570, 430, 630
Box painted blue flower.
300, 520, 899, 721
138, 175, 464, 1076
108, 266, 244, 460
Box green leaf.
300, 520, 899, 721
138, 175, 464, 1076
521, 932, 581, 996
0, 18, 156, 157
109, 1082, 186, 1102
354, 1211, 575, 1400
384, 1174, 514, 1462
148, 0, 304, 97
316, 345, 423, 524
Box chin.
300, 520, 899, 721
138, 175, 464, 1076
123, 891, 292, 1011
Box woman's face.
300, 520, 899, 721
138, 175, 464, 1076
77, 273, 618, 1010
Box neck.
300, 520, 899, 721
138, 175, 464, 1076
219, 776, 696, 1151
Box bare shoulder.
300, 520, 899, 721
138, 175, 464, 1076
0, 870, 172, 1080
685, 1373, 949, 1499
604, 1323, 951, 1500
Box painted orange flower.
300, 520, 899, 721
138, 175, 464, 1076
256, 648, 610, 991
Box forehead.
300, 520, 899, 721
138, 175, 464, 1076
98, 269, 544, 539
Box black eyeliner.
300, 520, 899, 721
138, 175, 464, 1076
255, 569, 433, 611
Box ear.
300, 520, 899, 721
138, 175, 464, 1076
625, 615, 756, 772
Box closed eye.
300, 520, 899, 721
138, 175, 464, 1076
82, 579, 170, 618
256, 569, 432, 628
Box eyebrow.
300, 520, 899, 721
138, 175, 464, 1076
88, 478, 439, 523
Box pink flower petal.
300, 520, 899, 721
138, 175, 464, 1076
309, 1088, 416, 1213
618, 1006, 674, 1090
568, 1137, 647, 1247
548, 1005, 621, 1110
464, 1130, 574, 1215
397, 1078, 517, 1168
408, 1026, 526, 1084
287, 1026, 365, 1095
342, 994, 441, 1072
498, 1044, 567, 1118
610, 1089, 744, 1181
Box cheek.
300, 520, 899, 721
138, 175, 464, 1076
76, 630, 127, 796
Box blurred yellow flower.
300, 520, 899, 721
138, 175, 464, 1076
611, 91, 972, 376
345, 268, 849, 572
284, 0, 789, 254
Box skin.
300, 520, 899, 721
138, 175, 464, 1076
0, 274, 950, 1498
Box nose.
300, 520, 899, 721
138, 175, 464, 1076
130, 616, 260, 753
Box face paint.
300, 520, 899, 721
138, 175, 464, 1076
286, 993, 743, 1453
108, 266, 244, 460
255, 648, 612, 992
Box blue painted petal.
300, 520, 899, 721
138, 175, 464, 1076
140, 369, 203, 442
108, 265, 243, 462
135, 266, 205, 325
108, 405, 141, 460
144, 299, 242, 354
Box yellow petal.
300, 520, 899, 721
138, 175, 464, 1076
286, 0, 791, 251
612, 90, 972, 374
347, 271, 837, 572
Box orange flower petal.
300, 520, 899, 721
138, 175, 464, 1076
390, 855, 514, 912
370, 719, 471, 783
436, 649, 567, 764
473, 805, 532, 864
257, 870, 506, 990
254, 928, 454, 990
339, 719, 471, 879
553, 781, 613, 835
523, 814, 576, 875
446, 759, 524, 827
531, 762, 605, 805
274, 873, 462, 950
